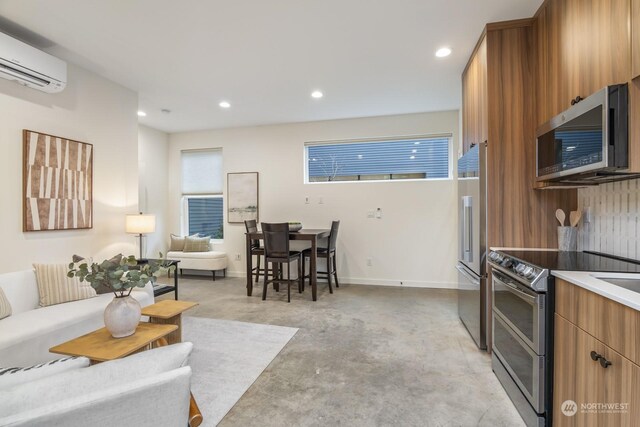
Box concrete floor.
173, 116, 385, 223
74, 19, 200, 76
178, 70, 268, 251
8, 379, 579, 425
159, 275, 525, 427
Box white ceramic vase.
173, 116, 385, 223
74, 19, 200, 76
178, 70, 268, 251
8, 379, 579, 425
104, 295, 141, 338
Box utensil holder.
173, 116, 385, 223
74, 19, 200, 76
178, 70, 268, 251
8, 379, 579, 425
558, 226, 577, 251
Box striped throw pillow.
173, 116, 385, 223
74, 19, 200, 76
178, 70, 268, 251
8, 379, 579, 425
33, 263, 97, 307
183, 235, 210, 252
0, 356, 89, 390
0, 287, 11, 320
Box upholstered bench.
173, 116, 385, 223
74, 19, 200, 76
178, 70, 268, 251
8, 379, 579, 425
167, 234, 228, 281
166, 250, 228, 281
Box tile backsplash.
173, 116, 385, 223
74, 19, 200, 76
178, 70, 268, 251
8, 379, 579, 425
577, 179, 640, 260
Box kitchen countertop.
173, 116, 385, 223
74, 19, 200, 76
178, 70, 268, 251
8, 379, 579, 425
552, 270, 640, 312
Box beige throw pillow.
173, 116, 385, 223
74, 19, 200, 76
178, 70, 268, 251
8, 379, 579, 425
0, 288, 11, 320
33, 264, 97, 307
183, 235, 210, 252
169, 234, 187, 251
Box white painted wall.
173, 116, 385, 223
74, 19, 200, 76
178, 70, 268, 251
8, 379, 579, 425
0, 64, 139, 273
168, 111, 459, 288
138, 125, 170, 258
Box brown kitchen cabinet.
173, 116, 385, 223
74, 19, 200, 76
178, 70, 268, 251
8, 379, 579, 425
461, 36, 487, 154
633, 0, 640, 79
461, 20, 576, 247
554, 279, 640, 426
534, 0, 631, 126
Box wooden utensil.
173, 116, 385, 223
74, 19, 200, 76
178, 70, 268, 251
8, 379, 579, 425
555, 209, 566, 226
570, 210, 581, 228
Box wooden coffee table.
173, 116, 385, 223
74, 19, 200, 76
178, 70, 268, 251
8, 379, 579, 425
50, 322, 203, 427
141, 300, 198, 345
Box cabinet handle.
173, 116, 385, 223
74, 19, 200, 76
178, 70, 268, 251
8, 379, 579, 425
599, 357, 612, 369
590, 351, 612, 368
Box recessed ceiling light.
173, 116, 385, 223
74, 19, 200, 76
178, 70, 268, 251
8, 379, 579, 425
435, 47, 452, 58
311, 90, 324, 99
219, 101, 231, 109
137, 111, 146, 117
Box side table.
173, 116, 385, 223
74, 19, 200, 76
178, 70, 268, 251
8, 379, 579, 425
141, 300, 198, 345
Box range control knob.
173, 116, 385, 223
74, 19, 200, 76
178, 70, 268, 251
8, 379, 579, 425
522, 266, 534, 277
526, 269, 537, 279
515, 264, 526, 274
501, 258, 513, 268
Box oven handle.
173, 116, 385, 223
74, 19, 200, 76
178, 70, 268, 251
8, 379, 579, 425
493, 272, 536, 304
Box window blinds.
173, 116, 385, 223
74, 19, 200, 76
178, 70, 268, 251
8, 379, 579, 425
181, 149, 223, 194
306, 137, 450, 181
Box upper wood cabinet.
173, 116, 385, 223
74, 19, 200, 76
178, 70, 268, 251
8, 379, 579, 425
534, 0, 631, 126
633, 0, 640, 79
461, 37, 487, 154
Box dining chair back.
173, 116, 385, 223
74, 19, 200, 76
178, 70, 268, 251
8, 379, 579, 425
262, 222, 291, 259
328, 220, 340, 251
244, 219, 260, 249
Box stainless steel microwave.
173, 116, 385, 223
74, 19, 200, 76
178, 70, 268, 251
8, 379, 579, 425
535, 84, 635, 183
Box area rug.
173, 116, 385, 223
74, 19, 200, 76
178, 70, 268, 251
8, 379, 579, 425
182, 316, 298, 426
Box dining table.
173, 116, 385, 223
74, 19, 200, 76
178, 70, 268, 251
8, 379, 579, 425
245, 228, 331, 301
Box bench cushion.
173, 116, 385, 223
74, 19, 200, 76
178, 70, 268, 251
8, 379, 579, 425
167, 251, 226, 260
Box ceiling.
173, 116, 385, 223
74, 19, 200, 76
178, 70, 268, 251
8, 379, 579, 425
0, 0, 542, 133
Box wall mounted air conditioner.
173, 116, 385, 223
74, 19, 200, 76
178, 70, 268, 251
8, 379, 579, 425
0, 31, 66, 93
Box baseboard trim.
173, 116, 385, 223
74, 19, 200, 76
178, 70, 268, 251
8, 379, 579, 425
223, 271, 456, 289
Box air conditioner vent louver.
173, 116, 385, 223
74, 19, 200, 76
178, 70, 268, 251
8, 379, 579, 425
0, 32, 66, 93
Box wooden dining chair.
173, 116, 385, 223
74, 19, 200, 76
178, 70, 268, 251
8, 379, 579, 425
302, 220, 340, 293
261, 222, 303, 303
244, 219, 269, 284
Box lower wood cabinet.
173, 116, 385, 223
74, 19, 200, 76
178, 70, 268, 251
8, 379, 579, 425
554, 313, 640, 426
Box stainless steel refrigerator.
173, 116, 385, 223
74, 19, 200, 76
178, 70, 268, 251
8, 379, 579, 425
456, 143, 488, 350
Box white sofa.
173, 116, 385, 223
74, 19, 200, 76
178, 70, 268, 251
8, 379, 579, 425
167, 248, 228, 280
0, 269, 154, 367
0, 342, 192, 427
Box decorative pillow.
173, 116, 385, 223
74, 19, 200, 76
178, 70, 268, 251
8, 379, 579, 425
183, 235, 210, 252
169, 234, 187, 251
0, 356, 89, 390
33, 263, 97, 307
0, 287, 11, 320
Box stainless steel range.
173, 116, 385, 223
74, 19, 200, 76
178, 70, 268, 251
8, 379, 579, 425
487, 250, 553, 427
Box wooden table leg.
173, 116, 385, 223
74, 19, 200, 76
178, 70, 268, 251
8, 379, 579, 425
310, 236, 317, 301
189, 394, 203, 427
246, 233, 253, 296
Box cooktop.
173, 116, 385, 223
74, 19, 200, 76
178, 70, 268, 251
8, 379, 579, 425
498, 250, 640, 274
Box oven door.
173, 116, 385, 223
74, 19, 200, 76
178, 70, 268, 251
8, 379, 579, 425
493, 314, 545, 414
492, 269, 545, 355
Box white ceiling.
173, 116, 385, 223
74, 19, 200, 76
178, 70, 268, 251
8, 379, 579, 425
0, 0, 542, 133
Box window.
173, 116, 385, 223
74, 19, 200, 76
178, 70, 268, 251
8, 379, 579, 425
181, 149, 224, 240
305, 136, 451, 183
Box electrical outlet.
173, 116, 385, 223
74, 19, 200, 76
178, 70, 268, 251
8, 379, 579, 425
235, 254, 241, 261
305, 196, 310, 204
375, 208, 382, 219
366, 258, 372, 266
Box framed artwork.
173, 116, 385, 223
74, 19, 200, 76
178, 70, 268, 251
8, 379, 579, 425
227, 172, 259, 223
23, 129, 93, 231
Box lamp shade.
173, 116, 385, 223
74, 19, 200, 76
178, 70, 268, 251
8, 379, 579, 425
125, 214, 156, 234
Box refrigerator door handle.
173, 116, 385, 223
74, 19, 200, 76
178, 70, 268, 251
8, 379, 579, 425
462, 196, 473, 262
456, 264, 480, 286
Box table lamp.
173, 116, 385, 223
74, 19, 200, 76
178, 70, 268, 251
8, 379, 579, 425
125, 212, 156, 260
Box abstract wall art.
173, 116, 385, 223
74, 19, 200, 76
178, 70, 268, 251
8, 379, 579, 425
227, 172, 258, 223
23, 129, 93, 231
